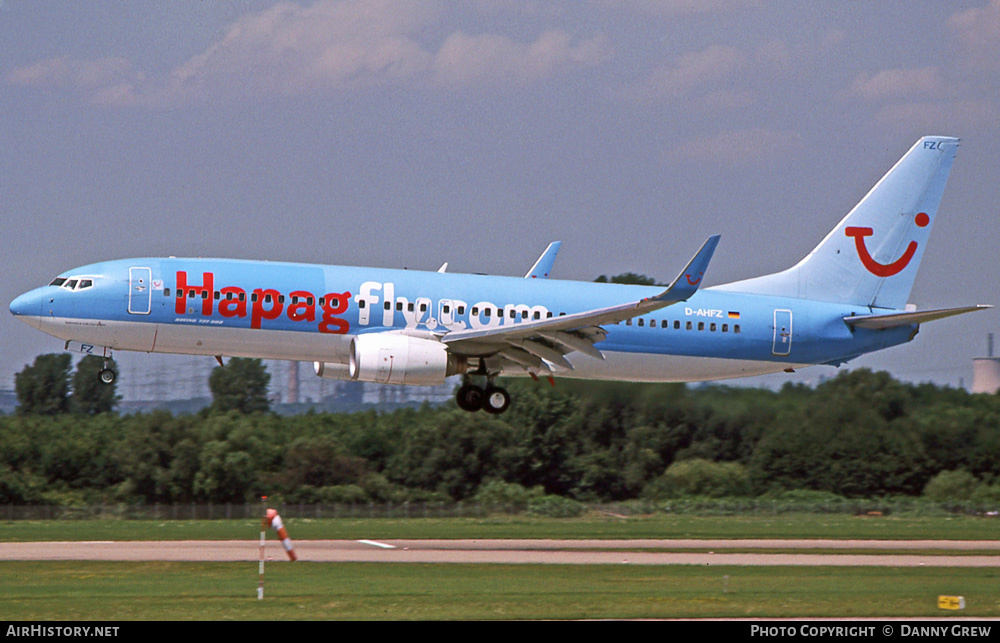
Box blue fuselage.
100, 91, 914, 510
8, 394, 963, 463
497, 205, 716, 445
10, 257, 915, 383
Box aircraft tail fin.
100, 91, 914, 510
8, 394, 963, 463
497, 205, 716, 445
719, 136, 959, 310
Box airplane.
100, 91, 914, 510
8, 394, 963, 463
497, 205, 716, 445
9, 136, 989, 414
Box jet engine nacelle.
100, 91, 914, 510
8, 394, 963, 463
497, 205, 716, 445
313, 361, 352, 380
349, 333, 458, 385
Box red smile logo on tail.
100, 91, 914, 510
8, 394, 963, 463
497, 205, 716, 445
845, 212, 930, 277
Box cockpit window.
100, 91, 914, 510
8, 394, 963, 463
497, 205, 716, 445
56, 276, 97, 291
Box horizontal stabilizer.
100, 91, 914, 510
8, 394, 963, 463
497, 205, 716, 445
844, 305, 991, 330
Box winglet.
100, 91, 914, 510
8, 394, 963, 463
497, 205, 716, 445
525, 241, 562, 279
654, 235, 721, 304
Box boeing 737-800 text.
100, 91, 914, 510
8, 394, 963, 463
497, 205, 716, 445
9, 136, 989, 413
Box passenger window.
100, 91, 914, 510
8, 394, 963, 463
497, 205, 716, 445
638, 319, 644, 327
710, 323, 716, 332
458, 306, 465, 315
698, 322, 704, 331
385, 302, 391, 311
686, 321, 692, 330
722, 324, 728, 332
674, 321, 680, 329
734, 325, 741, 333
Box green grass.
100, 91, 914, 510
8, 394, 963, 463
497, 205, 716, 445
4, 514, 997, 620
2, 561, 998, 620
2, 513, 999, 542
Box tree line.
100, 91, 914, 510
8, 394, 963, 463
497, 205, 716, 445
3, 354, 1000, 507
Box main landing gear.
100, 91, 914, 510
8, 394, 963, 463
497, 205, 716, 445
98, 352, 116, 385
456, 380, 511, 414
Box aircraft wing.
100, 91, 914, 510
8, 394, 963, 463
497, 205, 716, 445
442, 236, 720, 372
843, 305, 991, 330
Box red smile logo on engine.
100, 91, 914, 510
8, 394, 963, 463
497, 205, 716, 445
845, 212, 929, 277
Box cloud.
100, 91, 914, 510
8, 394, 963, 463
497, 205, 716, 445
874, 100, 998, 133
674, 128, 802, 167
628, 31, 843, 111
8, 56, 141, 92
948, 0, 1000, 67
849, 67, 945, 102
595, 0, 761, 16
7, 0, 610, 107
433, 30, 610, 86
632, 44, 750, 107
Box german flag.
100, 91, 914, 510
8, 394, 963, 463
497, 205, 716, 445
728, 311, 740, 319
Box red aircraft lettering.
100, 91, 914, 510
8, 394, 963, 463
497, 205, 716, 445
174, 271, 350, 333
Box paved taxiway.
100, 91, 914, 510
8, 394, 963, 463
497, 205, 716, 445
2, 539, 998, 566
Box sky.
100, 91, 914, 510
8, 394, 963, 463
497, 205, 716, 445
2, 0, 999, 394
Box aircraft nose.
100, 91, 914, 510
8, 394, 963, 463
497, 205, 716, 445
9, 289, 42, 318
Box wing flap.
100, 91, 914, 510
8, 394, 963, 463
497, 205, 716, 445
443, 235, 720, 364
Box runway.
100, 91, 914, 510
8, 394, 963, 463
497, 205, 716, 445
3, 539, 998, 566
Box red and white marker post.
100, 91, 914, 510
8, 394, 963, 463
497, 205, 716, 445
264, 508, 297, 561
257, 499, 298, 600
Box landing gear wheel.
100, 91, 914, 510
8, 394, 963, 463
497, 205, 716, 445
456, 384, 485, 412
98, 368, 116, 385
482, 386, 510, 415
